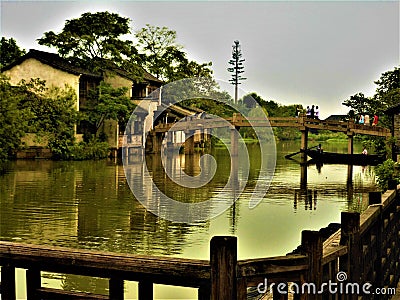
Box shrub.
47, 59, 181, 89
374, 159, 400, 191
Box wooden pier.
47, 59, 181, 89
1, 182, 399, 300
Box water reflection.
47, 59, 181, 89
0, 141, 379, 298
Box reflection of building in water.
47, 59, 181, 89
294, 189, 317, 210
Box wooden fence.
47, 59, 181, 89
1, 183, 399, 300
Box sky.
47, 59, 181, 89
1, 1, 399, 119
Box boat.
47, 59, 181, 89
304, 149, 385, 166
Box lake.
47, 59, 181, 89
0, 140, 378, 299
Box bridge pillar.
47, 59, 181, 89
230, 127, 240, 157
184, 130, 195, 155
151, 132, 163, 154
300, 128, 308, 161
347, 132, 354, 155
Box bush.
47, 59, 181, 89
69, 139, 110, 160
374, 159, 400, 191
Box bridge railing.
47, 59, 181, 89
1, 184, 399, 300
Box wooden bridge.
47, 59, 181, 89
143, 114, 391, 155
1, 181, 399, 300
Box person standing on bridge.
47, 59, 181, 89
306, 106, 311, 118
359, 114, 364, 125
310, 105, 315, 119
364, 114, 370, 125
372, 114, 379, 126
314, 106, 320, 119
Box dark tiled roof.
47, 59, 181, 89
107, 64, 163, 85
3, 49, 163, 85
2, 49, 102, 78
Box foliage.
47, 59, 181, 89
18, 79, 78, 159
342, 92, 379, 116
83, 81, 135, 136
0, 76, 78, 161
374, 159, 400, 191
0, 75, 30, 163
342, 66, 400, 156
69, 139, 110, 160
0, 37, 26, 68
37, 11, 135, 71
135, 24, 212, 82
342, 66, 400, 125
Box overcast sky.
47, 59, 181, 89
1, 1, 398, 118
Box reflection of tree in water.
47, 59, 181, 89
60, 274, 108, 296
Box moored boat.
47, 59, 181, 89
304, 149, 385, 166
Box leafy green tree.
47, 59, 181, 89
0, 75, 30, 163
83, 82, 135, 137
136, 24, 212, 82
374, 67, 399, 104
17, 78, 78, 159
37, 12, 136, 71
0, 37, 26, 68
343, 66, 399, 122
342, 92, 378, 116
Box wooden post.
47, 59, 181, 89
184, 130, 195, 155
109, 278, 124, 300
1, 265, 16, 300
198, 284, 211, 300
388, 179, 397, 190
339, 212, 361, 300
301, 230, 322, 300
138, 280, 153, 300
347, 133, 354, 155
210, 236, 237, 300
368, 192, 384, 288
369, 191, 382, 205
26, 268, 41, 300
230, 127, 239, 157
300, 129, 308, 161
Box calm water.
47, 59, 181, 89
0, 141, 377, 299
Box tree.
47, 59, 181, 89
228, 40, 246, 104
0, 37, 26, 68
0, 75, 30, 164
374, 67, 399, 110
342, 92, 378, 116
37, 12, 135, 71
83, 82, 135, 137
135, 24, 212, 82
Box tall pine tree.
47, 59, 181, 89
227, 40, 246, 104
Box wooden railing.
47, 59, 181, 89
152, 114, 391, 137
1, 183, 399, 300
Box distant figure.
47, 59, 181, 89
317, 143, 323, 153
315, 106, 320, 119
362, 147, 368, 155
359, 115, 364, 125
364, 114, 370, 125
306, 106, 311, 118
372, 114, 379, 126
296, 106, 302, 117
311, 105, 315, 119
